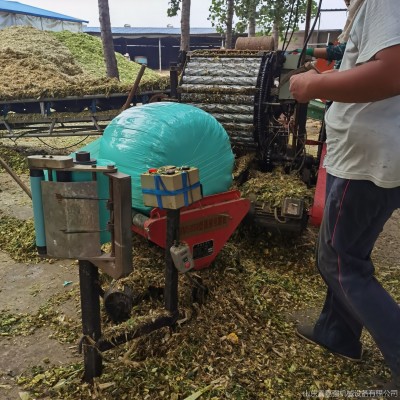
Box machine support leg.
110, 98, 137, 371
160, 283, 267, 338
169, 63, 179, 100
295, 103, 308, 153
165, 209, 180, 314
78, 260, 102, 382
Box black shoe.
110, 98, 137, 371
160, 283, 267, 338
296, 325, 363, 362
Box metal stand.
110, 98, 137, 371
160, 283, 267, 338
95, 209, 181, 353
79, 260, 102, 382
294, 102, 309, 153
28, 154, 184, 381
165, 209, 180, 314
169, 63, 179, 100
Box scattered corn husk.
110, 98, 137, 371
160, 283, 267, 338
0, 146, 29, 174
0, 213, 38, 263
239, 167, 315, 208
1, 122, 396, 399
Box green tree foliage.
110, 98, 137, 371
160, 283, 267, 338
255, 0, 314, 37
208, 0, 230, 34
207, 0, 235, 47
209, 0, 316, 39
167, 0, 181, 17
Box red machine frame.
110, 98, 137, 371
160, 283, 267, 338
132, 190, 250, 270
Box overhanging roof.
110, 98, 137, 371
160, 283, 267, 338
84, 27, 222, 38
0, 0, 88, 23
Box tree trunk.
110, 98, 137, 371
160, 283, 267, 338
248, 17, 256, 37
225, 0, 234, 49
272, 21, 279, 50
180, 0, 191, 51
98, 0, 119, 80
247, 0, 257, 37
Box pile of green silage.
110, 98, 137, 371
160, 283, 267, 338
51, 30, 164, 88
0, 26, 168, 100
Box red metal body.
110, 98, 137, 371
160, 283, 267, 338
132, 190, 250, 270
309, 143, 327, 226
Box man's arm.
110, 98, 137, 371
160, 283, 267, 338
289, 44, 400, 103
293, 43, 346, 61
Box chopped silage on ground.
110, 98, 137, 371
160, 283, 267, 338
0, 141, 398, 399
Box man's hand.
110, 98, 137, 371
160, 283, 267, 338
289, 69, 319, 103
289, 44, 400, 104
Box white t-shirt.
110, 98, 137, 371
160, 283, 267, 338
324, 0, 400, 188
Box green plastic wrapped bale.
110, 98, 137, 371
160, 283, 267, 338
78, 102, 234, 214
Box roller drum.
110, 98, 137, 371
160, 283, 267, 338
182, 76, 258, 86
180, 93, 254, 105
179, 50, 274, 150
191, 104, 254, 114
185, 66, 260, 78
179, 84, 257, 95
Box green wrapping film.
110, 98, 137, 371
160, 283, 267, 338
77, 102, 234, 214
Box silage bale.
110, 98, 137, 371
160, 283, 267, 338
77, 102, 235, 214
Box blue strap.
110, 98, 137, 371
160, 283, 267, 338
155, 174, 166, 208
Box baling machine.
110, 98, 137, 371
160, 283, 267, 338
26, 28, 330, 381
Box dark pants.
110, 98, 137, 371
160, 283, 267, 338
314, 174, 400, 375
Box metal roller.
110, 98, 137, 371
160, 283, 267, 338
210, 113, 253, 123
179, 84, 257, 95
180, 93, 254, 105
187, 59, 261, 70
188, 55, 265, 62
230, 130, 258, 140
191, 104, 254, 114
222, 122, 254, 132
182, 76, 258, 86
185, 67, 260, 78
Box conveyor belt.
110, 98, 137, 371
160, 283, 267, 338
0, 90, 169, 139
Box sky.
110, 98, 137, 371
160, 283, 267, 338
18, 0, 348, 29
